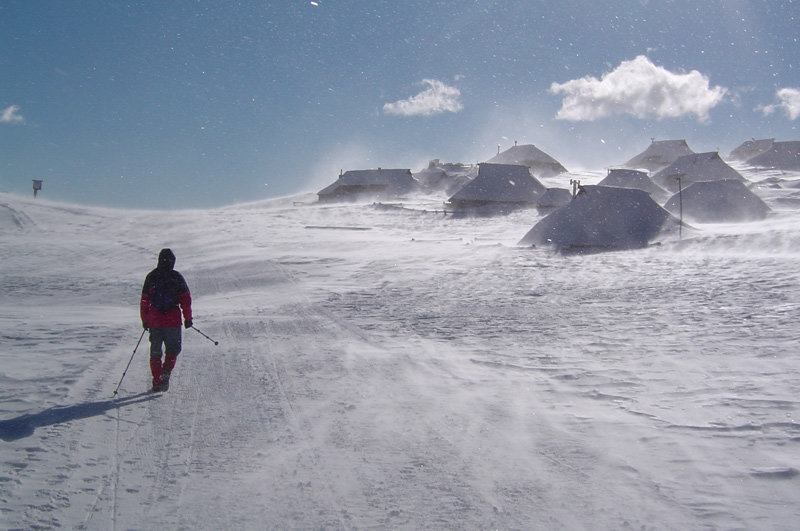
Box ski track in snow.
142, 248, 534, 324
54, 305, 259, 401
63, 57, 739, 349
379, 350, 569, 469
2, 170, 800, 529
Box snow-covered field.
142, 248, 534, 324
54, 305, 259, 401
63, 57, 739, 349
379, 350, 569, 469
2, 167, 800, 529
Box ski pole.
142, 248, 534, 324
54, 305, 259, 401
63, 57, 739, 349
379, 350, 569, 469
192, 326, 219, 346
113, 328, 146, 396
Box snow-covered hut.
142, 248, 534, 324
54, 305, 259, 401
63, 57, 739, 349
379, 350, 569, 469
598, 168, 670, 203
487, 144, 567, 178
664, 180, 770, 223
728, 138, 774, 162
518, 185, 676, 252
652, 152, 746, 193
746, 141, 800, 171
414, 160, 477, 195
447, 162, 546, 214
536, 188, 572, 214
623, 139, 694, 172
317, 168, 419, 202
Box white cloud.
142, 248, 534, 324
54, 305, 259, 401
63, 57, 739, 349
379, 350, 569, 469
549, 55, 727, 123
383, 79, 463, 117
1, 105, 24, 124
758, 87, 800, 120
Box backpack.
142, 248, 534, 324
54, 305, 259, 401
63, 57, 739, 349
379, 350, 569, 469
151, 274, 178, 313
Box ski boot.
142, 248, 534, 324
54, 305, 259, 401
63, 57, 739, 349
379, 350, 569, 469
159, 370, 171, 392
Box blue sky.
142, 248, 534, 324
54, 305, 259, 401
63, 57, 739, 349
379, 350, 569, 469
1, 0, 797, 208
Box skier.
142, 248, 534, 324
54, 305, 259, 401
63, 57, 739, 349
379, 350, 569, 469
140, 248, 192, 392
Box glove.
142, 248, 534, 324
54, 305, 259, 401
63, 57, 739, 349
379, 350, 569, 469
142, 322, 149, 330
184, 320, 193, 329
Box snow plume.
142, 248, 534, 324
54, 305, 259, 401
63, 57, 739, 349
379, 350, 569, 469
549, 56, 727, 123
758, 87, 800, 120
306, 141, 373, 191
1, 105, 24, 124
383, 79, 463, 117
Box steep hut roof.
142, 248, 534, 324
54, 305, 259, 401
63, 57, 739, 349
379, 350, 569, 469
598, 168, 670, 203
519, 185, 675, 251
652, 152, 746, 192
623, 139, 694, 172
746, 141, 800, 171
664, 180, 770, 223
728, 138, 774, 162
448, 163, 546, 206
536, 188, 572, 209
487, 144, 567, 177
317, 168, 418, 200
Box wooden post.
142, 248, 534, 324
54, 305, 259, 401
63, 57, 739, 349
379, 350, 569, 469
676, 175, 683, 240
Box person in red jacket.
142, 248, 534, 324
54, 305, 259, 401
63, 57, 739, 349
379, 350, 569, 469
140, 248, 192, 392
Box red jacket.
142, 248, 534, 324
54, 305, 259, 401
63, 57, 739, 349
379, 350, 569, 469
141, 289, 192, 328
140, 263, 192, 329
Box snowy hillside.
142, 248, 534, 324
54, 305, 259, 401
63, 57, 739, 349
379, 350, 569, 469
2, 165, 800, 529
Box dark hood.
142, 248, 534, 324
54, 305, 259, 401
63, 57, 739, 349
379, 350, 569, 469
157, 248, 176, 271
